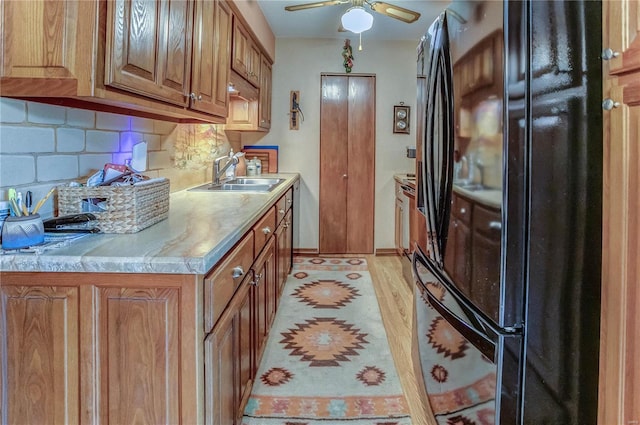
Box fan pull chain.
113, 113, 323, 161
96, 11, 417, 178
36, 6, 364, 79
359, 33, 363, 51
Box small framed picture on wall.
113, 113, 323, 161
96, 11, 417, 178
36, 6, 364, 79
394, 104, 410, 134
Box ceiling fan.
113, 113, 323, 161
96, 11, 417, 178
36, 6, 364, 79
284, 0, 421, 26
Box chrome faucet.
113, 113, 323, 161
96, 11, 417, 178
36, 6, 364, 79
213, 152, 239, 185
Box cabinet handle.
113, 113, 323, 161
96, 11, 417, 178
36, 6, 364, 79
602, 98, 620, 110
489, 221, 502, 230
232, 266, 244, 278
254, 273, 263, 286
343, 174, 348, 178
189, 93, 202, 101
262, 227, 272, 235
459, 207, 467, 215
287, 199, 292, 204
279, 208, 285, 215
283, 222, 289, 228
602, 48, 620, 60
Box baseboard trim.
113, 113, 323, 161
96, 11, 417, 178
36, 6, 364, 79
375, 248, 399, 256
293, 248, 320, 256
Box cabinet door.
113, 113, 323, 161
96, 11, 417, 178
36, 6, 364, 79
252, 237, 276, 373
237, 273, 254, 421
105, 0, 193, 106
1, 285, 80, 425
275, 210, 293, 298
0, 0, 96, 96
247, 42, 261, 87
96, 287, 181, 424
205, 272, 254, 425
395, 186, 404, 255
258, 55, 272, 130
606, 0, 640, 75
191, 0, 231, 117
231, 19, 250, 79
205, 296, 239, 425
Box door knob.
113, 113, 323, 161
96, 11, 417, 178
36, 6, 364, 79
601, 48, 620, 60
602, 98, 620, 110
232, 266, 244, 278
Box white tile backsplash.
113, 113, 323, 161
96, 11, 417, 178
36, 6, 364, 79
96, 111, 131, 131
0, 99, 217, 212
0, 126, 55, 153
0, 155, 36, 186
119, 132, 145, 152
56, 128, 85, 152
0, 98, 26, 123
66, 108, 95, 128
37, 155, 79, 181
86, 130, 121, 153
131, 116, 155, 133
27, 103, 66, 124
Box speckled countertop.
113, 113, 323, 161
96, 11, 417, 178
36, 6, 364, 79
394, 173, 501, 209
453, 185, 502, 209
0, 173, 300, 275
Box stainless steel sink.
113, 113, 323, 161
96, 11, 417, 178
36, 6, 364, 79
189, 178, 285, 192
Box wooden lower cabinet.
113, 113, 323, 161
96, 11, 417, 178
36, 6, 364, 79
0, 272, 199, 425
1, 285, 81, 425
205, 272, 253, 425
276, 209, 293, 297
252, 237, 277, 373
0, 183, 297, 425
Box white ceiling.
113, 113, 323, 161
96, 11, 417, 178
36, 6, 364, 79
257, 0, 450, 41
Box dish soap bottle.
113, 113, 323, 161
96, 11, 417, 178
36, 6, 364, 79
253, 156, 262, 175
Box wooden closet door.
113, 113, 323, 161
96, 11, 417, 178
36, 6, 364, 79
346, 76, 375, 253
320, 75, 349, 253
319, 74, 375, 254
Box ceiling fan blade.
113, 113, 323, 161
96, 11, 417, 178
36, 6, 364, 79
368, 1, 421, 23
285, 0, 347, 12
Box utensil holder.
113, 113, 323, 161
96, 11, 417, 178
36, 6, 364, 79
1, 214, 45, 249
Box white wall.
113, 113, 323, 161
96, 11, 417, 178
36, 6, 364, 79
250, 37, 418, 251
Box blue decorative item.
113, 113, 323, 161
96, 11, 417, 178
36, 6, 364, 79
1, 214, 45, 249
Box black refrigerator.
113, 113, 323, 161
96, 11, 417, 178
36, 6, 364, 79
411, 1, 602, 424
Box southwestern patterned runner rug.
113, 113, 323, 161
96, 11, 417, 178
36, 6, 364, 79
242, 257, 412, 425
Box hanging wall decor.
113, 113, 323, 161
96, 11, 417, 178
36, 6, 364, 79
290, 91, 304, 130
342, 39, 354, 73
393, 103, 410, 134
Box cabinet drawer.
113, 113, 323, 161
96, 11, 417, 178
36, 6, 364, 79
453, 194, 473, 225
285, 187, 293, 211
204, 231, 255, 332
254, 206, 276, 254
276, 188, 293, 223
473, 204, 502, 237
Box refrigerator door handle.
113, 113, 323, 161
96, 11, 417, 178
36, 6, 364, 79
419, 283, 496, 361
413, 251, 496, 361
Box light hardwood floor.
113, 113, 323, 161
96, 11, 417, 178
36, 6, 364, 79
366, 255, 437, 425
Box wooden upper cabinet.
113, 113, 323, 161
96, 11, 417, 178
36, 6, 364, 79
105, 0, 193, 107
605, 0, 640, 75
232, 18, 260, 87
258, 55, 272, 130
248, 43, 261, 87
0, 0, 96, 96
191, 0, 232, 117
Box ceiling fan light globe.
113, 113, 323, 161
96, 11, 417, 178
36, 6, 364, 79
341, 6, 373, 33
